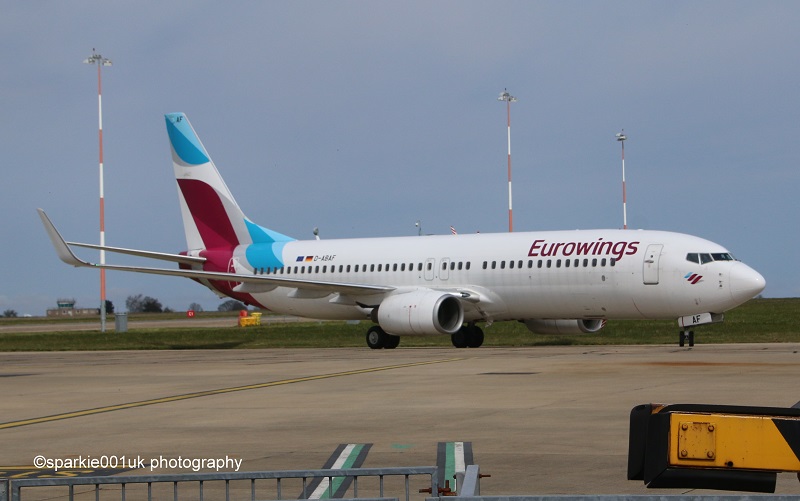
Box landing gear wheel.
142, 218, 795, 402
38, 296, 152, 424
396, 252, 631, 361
451, 329, 468, 348
688, 331, 695, 347
384, 334, 400, 349
679, 330, 695, 348
466, 324, 484, 348
367, 326, 387, 349
679, 331, 685, 347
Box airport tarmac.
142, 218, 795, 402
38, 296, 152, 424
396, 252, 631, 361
2, 344, 799, 496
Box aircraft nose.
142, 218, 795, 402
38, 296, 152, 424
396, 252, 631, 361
729, 262, 766, 303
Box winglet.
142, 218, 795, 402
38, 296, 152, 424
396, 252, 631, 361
37, 209, 94, 268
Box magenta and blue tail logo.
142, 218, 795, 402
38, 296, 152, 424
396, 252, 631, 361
684, 272, 703, 284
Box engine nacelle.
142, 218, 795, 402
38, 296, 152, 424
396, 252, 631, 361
377, 289, 464, 336
522, 318, 605, 335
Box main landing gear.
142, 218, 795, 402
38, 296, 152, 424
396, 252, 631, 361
366, 325, 400, 350
679, 330, 695, 348
451, 323, 484, 348
365, 323, 485, 349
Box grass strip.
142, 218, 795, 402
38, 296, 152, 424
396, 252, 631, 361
0, 298, 796, 351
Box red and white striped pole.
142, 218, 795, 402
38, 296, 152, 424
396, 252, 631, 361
616, 130, 627, 229
84, 49, 112, 332
498, 89, 517, 232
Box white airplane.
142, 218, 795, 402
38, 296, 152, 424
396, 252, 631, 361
39, 112, 766, 349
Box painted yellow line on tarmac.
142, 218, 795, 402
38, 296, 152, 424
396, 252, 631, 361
0, 358, 465, 430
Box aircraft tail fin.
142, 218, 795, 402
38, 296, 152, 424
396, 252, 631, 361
165, 113, 293, 251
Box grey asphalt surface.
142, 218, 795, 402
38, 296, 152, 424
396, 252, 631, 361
2, 344, 799, 496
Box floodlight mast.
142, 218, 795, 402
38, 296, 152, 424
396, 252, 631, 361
498, 89, 517, 232
83, 49, 112, 332
616, 130, 627, 229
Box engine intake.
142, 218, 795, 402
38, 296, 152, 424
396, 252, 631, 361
523, 318, 605, 335
377, 289, 464, 336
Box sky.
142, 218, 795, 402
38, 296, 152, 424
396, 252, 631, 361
1, 1, 798, 316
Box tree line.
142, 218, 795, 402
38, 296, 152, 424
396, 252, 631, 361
124, 295, 247, 313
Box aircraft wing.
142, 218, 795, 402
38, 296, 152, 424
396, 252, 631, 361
38, 209, 394, 296
66, 241, 206, 265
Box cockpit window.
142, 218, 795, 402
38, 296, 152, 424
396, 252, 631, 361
687, 252, 737, 264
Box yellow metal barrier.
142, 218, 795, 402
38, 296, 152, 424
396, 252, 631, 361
628, 403, 800, 493
238, 312, 262, 327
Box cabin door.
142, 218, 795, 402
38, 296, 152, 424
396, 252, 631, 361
424, 258, 436, 281
642, 244, 663, 285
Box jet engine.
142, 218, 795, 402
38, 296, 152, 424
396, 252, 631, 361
522, 318, 605, 335
377, 289, 464, 336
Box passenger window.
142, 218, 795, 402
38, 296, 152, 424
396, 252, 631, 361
509, 260, 515, 269
686, 253, 699, 264
466, 262, 471, 270
400, 263, 405, 272
393, 264, 398, 272
601, 258, 606, 267
501, 261, 506, 269
457, 262, 462, 271
609, 259, 615, 267
427, 262, 432, 271
528, 260, 533, 268
583, 259, 588, 267
592, 259, 597, 267
565, 259, 570, 268
547, 260, 552, 268
482, 261, 487, 270
537, 260, 543, 269
323, 266, 327, 273
556, 259, 561, 268
450, 262, 455, 271
491, 261, 497, 269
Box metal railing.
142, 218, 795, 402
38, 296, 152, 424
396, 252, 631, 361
2, 467, 438, 501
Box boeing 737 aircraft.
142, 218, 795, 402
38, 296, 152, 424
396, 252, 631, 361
39, 113, 765, 349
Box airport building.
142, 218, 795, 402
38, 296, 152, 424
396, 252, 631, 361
46, 298, 100, 317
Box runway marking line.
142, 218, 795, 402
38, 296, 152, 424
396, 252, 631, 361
0, 358, 465, 430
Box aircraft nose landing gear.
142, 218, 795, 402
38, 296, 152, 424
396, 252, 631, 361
679, 330, 694, 347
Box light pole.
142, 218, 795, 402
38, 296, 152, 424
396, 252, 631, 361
83, 49, 112, 332
498, 89, 516, 232
615, 130, 627, 229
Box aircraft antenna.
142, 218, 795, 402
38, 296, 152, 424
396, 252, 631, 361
83, 49, 112, 332
616, 130, 627, 229
498, 89, 517, 232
